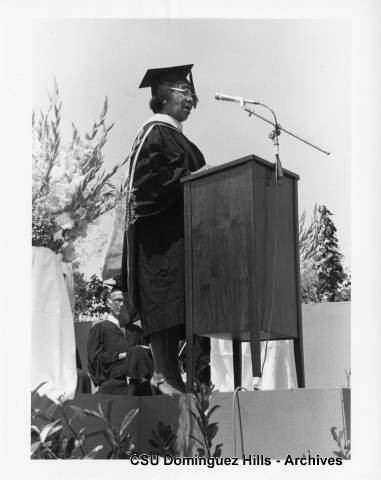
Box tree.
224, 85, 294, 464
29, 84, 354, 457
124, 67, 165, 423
299, 205, 320, 303
299, 204, 350, 303
73, 271, 110, 320
315, 206, 346, 301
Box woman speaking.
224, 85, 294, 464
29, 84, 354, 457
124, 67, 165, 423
122, 64, 206, 394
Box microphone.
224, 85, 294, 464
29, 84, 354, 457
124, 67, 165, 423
215, 92, 259, 105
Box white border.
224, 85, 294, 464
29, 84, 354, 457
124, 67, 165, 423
1, 1, 380, 479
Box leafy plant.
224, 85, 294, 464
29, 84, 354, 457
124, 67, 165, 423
300, 263, 320, 303
73, 271, 110, 320
84, 403, 138, 458
189, 381, 223, 458
31, 386, 138, 459
31, 386, 103, 459
148, 422, 178, 457
331, 426, 351, 460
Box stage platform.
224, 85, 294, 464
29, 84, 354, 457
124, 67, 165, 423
64, 303, 351, 458
37, 387, 349, 459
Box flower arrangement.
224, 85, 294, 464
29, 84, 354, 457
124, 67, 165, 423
32, 80, 134, 255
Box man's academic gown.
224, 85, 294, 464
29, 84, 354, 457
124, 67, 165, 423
87, 320, 153, 389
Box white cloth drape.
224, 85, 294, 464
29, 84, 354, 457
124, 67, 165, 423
61, 261, 75, 310
211, 339, 297, 391
32, 247, 77, 401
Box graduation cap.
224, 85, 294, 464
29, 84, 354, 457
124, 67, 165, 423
103, 275, 123, 293
139, 64, 196, 97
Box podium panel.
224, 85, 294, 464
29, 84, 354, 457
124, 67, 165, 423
190, 162, 255, 337
182, 155, 304, 388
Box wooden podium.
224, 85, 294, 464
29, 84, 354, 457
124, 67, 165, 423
181, 155, 305, 391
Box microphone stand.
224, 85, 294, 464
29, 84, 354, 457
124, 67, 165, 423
268, 119, 283, 180
242, 102, 330, 180
222, 100, 329, 388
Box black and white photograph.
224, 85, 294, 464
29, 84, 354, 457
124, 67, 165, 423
1, 1, 380, 479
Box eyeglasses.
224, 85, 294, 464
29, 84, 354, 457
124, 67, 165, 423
169, 87, 199, 104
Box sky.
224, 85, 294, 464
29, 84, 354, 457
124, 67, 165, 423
33, 18, 351, 274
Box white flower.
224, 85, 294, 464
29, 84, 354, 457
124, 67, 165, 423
63, 154, 79, 177
32, 169, 43, 183
75, 207, 87, 219
50, 161, 65, 179
55, 212, 75, 230
50, 182, 66, 196
45, 194, 63, 213
48, 182, 73, 209
53, 230, 64, 241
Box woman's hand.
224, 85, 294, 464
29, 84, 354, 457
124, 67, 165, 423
191, 164, 212, 174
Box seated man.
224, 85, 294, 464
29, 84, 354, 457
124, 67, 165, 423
87, 283, 153, 395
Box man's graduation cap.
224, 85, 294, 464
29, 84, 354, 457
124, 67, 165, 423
104, 275, 123, 293
139, 64, 196, 97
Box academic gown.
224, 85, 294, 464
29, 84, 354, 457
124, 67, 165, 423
87, 320, 153, 388
122, 120, 205, 338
